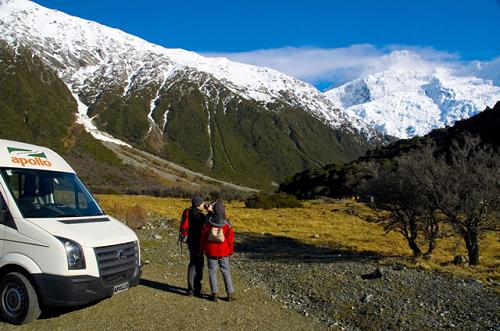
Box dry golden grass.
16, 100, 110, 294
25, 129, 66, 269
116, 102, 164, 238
96, 195, 499, 282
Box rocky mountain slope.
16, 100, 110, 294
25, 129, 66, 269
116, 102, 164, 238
325, 52, 500, 139
0, 0, 386, 189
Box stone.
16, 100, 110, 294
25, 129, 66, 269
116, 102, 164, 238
452, 255, 466, 265
361, 293, 373, 304
361, 267, 383, 280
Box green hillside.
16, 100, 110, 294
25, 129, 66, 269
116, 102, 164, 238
0, 42, 75, 151
85, 74, 373, 189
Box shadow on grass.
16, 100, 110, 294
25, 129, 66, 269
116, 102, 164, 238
39, 301, 99, 319
236, 232, 382, 264
140, 279, 217, 302
139, 278, 187, 296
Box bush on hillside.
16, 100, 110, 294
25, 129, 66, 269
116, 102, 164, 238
244, 193, 303, 209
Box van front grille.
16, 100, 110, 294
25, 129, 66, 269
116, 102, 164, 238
94, 241, 138, 285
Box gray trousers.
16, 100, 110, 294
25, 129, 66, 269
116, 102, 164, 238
188, 248, 204, 293
207, 256, 234, 295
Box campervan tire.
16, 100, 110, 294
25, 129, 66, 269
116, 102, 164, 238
0, 272, 41, 325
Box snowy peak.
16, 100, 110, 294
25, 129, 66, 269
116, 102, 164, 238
325, 64, 500, 139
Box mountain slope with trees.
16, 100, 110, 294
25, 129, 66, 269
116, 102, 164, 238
280, 102, 500, 199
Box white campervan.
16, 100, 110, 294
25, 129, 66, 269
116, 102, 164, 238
0, 139, 141, 324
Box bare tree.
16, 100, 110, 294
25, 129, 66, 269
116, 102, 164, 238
397, 144, 442, 256
354, 135, 499, 264
354, 149, 441, 258
434, 135, 500, 265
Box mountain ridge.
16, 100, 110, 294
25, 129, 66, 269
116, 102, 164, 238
0, 0, 380, 139
0, 0, 384, 189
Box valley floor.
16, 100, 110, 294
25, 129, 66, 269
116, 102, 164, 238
1, 197, 498, 330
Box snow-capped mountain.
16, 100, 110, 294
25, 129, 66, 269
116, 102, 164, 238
0, 0, 378, 139
325, 53, 500, 138
0, 0, 385, 189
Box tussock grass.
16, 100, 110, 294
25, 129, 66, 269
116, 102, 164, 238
97, 195, 499, 282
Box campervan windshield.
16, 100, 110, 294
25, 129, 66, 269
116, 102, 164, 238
0, 168, 103, 218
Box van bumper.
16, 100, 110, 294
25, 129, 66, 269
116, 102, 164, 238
32, 266, 141, 306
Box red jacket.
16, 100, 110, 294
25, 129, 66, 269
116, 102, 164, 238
200, 222, 234, 257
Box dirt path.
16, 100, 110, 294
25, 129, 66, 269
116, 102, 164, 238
103, 142, 258, 193
0, 223, 324, 331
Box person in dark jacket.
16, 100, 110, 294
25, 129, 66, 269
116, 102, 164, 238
200, 201, 235, 302
186, 195, 206, 297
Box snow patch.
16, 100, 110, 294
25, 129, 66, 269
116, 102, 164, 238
162, 108, 169, 133
206, 100, 214, 169
69, 85, 131, 147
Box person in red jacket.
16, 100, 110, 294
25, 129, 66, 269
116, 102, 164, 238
200, 201, 235, 302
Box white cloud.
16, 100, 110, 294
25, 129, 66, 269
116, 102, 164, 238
458, 57, 500, 85
203, 44, 499, 88
204, 44, 383, 85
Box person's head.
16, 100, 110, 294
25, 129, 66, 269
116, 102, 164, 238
191, 195, 204, 210
213, 200, 225, 219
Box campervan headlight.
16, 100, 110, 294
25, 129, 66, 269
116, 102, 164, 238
56, 237, 86, 270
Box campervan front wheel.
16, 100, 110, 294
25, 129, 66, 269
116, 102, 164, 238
0, 272, 41, 325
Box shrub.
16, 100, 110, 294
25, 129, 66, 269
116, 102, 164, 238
105, 202, 147, 229
244, 193, 303, 209
125, 204, 147, 229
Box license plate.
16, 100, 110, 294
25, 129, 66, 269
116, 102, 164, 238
113, 282, 129, 294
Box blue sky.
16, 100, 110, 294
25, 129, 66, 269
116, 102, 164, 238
33, 0, 500, 88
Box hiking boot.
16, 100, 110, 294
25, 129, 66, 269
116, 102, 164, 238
227, 292, 236, 302
210, 293, 218, 302
194, 290, 204, 298
186, 290, 194, 297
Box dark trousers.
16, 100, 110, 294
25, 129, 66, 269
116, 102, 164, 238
187, 246, 204, 293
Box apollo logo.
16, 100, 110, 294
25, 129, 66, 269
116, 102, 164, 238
7, 147, 53, 167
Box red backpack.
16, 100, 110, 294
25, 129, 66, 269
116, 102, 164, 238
178, 208, 189, 242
